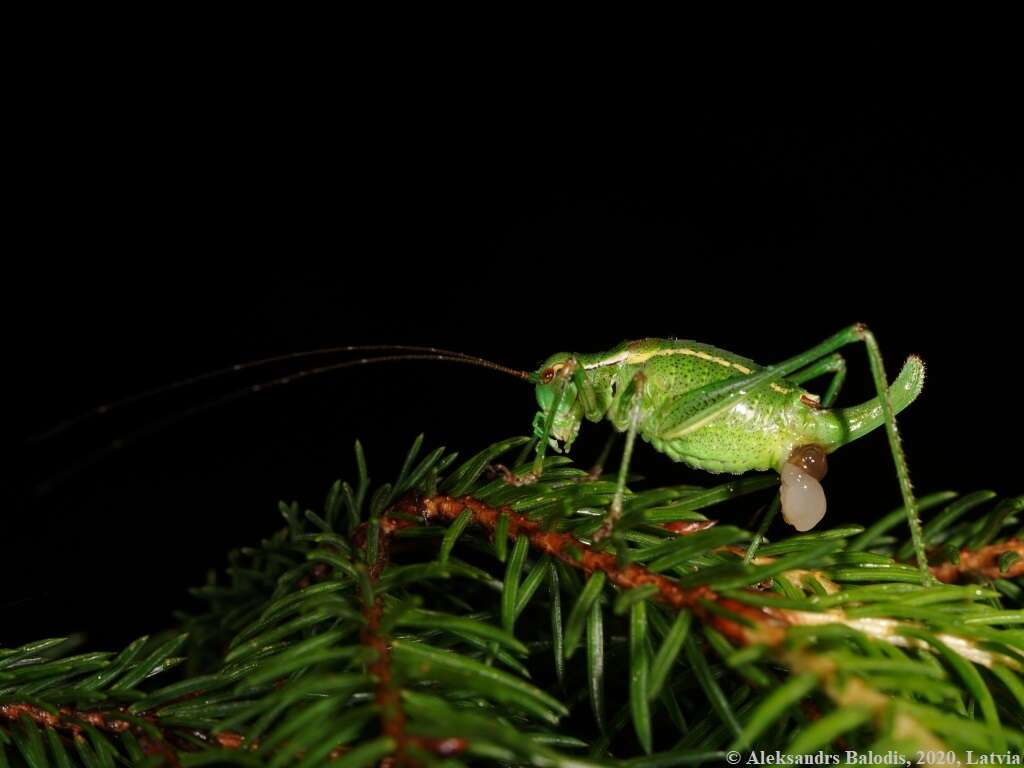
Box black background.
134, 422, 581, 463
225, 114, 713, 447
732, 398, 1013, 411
9, 86, 1019, 650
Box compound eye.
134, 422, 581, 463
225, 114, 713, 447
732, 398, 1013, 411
540, 363, 568, 384
788, 444, 828, 481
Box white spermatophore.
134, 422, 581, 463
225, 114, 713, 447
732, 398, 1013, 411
780, 462, 827, 531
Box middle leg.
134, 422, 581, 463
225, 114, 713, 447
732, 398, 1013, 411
592, 371, 646, 543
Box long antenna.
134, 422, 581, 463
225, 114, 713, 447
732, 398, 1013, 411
30, 352, 534, 496
30, 345, 532, 445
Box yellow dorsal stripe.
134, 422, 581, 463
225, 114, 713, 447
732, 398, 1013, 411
582, 347, 792, 394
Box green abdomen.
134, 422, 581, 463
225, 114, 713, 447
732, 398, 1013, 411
644, 389, 804, 474
590, 340, 816, 475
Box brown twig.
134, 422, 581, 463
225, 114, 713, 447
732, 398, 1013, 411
930, 538, 1024, 583
355, 515, 476, 767
392, 493, 788, 647
1, 703, 129, 739
0, 702, 243, 766
356, 520, 409, 767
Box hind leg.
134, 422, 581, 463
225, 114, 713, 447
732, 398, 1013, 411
790, 352, 847, 408
652, 324, 927, 580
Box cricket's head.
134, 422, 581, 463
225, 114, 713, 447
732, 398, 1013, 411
532, 353, 584, 453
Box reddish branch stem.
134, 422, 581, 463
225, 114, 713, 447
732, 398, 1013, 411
930, 538, 1024, 583
354, 518, 470, 767
0, 702, 242, 766
356, 523, 410, 766
390, 494, 789, 647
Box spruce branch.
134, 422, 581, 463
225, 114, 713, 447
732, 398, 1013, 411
390, 490, 1015, 759
3, 436, 1022, 767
